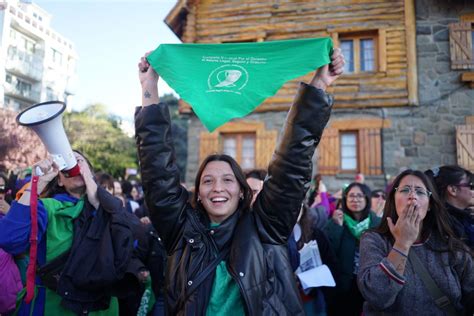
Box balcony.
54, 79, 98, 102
6, 46, 43, 81
4, 82, 41, 103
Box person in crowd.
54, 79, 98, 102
121, 180, 140, 214
130, 183, 144, 205
134, 48, 344, 314
0, 151, 144, 315
113, 179, 123, 197
324, 182, 380, 316
96, 171, 115, 195
245, 169, 266, 206
355, 173, 365, 184
290, 203, 338, 316
425, 165, 474, 249
371, 189, 386, 218
0, 185, 22, 315
358, 169, 474, 315
0, 173, 10, 215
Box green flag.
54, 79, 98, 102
147, 37, 333, 131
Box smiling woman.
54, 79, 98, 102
135, 48, 345, 315
193, 156, 251, 224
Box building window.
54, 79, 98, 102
340, 132, 358, 171
199, 121, 278, 170
16, 79, 32, 97
6, 74, 12, 84
360, 39, 375, 72
46, 87, 55, 100
222, 133, 256, 169
51, 48, 62, 65
317, 122, 385, 176
339, 32, 377, 74
340, 40, 354, 73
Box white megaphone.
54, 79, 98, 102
16, 101, 80, 178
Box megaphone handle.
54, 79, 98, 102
35, 166, 44, 176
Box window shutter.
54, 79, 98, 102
255, 129, 278, 169
449, 22, 474, 70
358, 128, 382, 175
317, 128, 339, 175
199, 131, 219, 164
456, 124, 474, 171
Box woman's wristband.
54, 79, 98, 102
391, 246, 408, 258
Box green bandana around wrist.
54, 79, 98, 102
147, 37, 333, 131
343, 213, 371, 240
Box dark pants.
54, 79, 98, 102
327, 278, 364, 316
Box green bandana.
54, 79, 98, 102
147, 37, 333, 131
343, 213, 371, 240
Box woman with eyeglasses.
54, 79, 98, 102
323, 182, 381, 316
426, 165, 474, 250
357, 169, 474, 315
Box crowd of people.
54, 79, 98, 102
0, 47, 472, 316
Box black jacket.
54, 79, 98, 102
56, 187, 144, 314
135, 83, 333, 315
446, 202, 474, 250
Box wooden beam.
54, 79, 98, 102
329, 118, 392, 130
404, 0, 418, 105
216, 121, 264, 133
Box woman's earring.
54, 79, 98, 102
240, 194, 243, 200
197, 196, 201, 202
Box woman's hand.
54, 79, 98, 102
78, 160, 99, 210
387, 201, 422, 251
332, 209, 344, 226
0, 198, 10, 215
310, 47, 344, 91
138, 51, 160, 106
33, 156, 59, 193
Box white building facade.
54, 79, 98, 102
0, 0, 77, 111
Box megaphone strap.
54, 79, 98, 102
25, 175, 39, 304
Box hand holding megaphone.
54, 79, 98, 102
32, 156, 59, 193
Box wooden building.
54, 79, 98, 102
165, 0, 473, 190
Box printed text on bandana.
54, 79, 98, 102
203, 56, 268, 95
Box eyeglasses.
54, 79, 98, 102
347, 193, 365, 200
455, 182, 474, 190
395, 186, 432, 198
372, 193, 385, 199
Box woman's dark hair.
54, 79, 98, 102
245, 169, 267, 181
307, 174, 323, 206
40, 150, 94, 198
192, 154, 252, 215
341, 182, 372, 221
95, 171, 115, 191
374, 169, 471, 256
425, 165, 473, 202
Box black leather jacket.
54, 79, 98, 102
135, 82, 333, 315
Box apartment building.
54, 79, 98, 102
0, 0, 77, 111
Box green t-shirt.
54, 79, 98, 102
206, 223, 245, 316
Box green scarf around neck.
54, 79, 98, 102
147, 37, 333, 131
41, 197, 84, 262
343, 213, 371, 240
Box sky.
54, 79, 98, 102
35, 0, 180, 121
